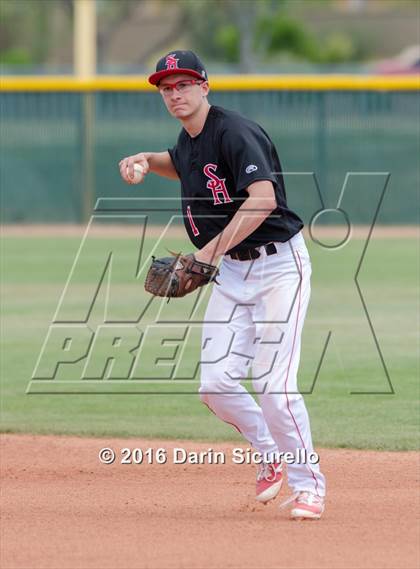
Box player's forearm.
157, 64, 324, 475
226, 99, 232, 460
145, 152, 179, 180
199, 196, 276, 261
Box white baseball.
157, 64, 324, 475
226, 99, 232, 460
127, 163, 145, 183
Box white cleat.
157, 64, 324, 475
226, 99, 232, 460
290, 491, 325, 520
255, 462, 283, 503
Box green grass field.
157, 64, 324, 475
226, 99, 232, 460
1, 230, 418, 450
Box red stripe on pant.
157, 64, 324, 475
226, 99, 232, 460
202, 400, 243, 435
283, 250, 320, 496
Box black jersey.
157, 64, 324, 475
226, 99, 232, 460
168, 105, 303, 254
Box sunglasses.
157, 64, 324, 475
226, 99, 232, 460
158, 79, 205, 97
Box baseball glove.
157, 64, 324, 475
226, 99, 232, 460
144, 252, 219, 298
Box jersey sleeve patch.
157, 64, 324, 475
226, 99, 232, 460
245, 164, 258, 174
220, 121, 278, 192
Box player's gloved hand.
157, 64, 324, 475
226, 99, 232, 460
144, 251, 220, 298
119, 152, 150, 184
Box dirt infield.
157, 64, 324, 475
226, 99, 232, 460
1, 435, 418, 569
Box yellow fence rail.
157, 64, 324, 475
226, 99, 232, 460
1, 73, 418, 224
1, 74, 419, 91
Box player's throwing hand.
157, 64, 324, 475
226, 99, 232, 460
119, 153, 150, 184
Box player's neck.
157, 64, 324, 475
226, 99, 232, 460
181, 101, 211, 138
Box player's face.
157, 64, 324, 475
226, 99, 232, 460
158, 73, 209, 119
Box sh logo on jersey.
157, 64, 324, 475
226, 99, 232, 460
203, 164, 233, 205
246, 164, 258, 174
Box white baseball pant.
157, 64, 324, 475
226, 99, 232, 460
199, 231, 326, 496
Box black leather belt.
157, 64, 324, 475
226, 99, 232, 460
229, 242, 277, 261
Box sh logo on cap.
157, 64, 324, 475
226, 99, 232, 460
165, 54, 180, 70
148, 50, 208, 86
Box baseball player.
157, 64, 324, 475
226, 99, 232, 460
119, 50, 326, 520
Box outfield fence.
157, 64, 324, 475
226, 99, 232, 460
1, 75, 419, 224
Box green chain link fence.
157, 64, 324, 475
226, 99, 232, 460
1, 88, 418, 224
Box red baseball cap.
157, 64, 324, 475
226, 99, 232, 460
148, 50, 208, 86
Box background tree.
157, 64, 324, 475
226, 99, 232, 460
0, 0, 51, 66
